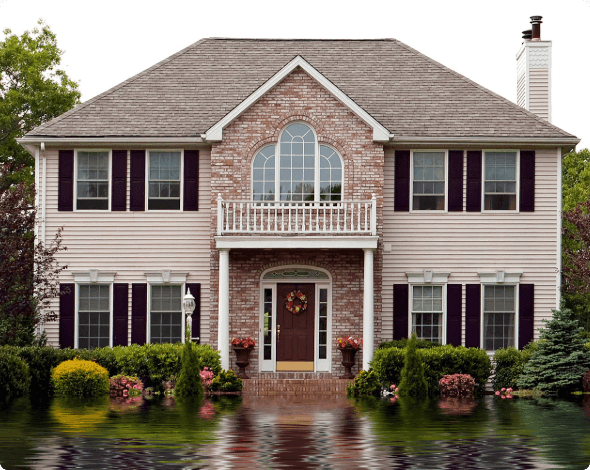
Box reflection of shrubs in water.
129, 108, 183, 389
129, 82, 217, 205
109, 396, 144, 413
51, 396, 110, 431
437, 397, 477, 415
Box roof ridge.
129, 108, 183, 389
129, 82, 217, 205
206, 38, 396, 41
30, 38, 209, 136
392, 39, 574, 138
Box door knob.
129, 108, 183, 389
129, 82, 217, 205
277, 325, 280, 340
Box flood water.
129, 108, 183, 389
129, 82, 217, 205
1, 394, 589, 469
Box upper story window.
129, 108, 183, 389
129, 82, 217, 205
412, 151, 445, 211
484, 152, 517, 211
76, 150, 110, 210
252, 123, 343, 202
148, 151, 181, 210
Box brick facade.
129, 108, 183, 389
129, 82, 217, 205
209, 66, 385, 377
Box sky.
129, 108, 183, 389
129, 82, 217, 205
1, 0, 589, 149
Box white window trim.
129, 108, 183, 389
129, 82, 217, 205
144, 270, 188, 344
478, 270, 522, 351
72, 270, 116, 349
410, 149, 448, 213
251, 122, 345, 203
406, 270, 449, 344
259, 265, 332, 373
145, 149, 184, 212
482, 149, 520, 213
74, 149, 112, 212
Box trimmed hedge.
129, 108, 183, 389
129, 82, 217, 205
372, 345, 492, 395
0, 343, 221, 396
0, 349, 30, 403
378, 338, 443, 350
52, 359, 109, 397
492, 344, 536, 391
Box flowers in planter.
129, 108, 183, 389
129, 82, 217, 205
494, 387, 514, 399
109, 374, 143, 398
337, 336, 363, 349
200, 367, 215, 392
232, 337, 255, 349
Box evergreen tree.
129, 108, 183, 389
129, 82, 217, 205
175, 340, 204, 397
398, 333, 429, 397
517, 307, 590, 395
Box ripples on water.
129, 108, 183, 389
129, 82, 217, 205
1, 394, 590, 469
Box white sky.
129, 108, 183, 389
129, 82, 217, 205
1, 0, 589, 149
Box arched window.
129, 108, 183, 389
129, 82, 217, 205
252, 123, 343, 202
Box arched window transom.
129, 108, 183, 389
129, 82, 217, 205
252, 122, 343, 202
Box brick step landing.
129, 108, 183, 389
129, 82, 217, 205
242, 378, 353, 396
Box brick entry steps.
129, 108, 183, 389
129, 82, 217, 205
242, 377, 353, 396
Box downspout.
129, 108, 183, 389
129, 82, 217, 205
557, 146, 562, 310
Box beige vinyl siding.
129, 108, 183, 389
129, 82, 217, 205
529, 68, 550, 121
382, 148, 559, 347
41, 149, 212, 346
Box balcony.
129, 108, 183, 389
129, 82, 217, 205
215, 195, 378, 250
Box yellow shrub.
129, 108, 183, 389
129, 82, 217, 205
52, 358, 109, 396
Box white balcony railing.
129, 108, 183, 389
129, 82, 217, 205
217, 195, 377, 236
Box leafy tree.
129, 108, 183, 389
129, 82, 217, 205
0, 163, 67, 345
516, 307, 590, 395
0, 20, 80, 189
398, 333, 429, 397
563, 149, 590, 212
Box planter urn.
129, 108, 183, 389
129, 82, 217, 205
338, 346, 359, 379
232, 346, 253, 379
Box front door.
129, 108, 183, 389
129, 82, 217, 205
276, 283, 315, 371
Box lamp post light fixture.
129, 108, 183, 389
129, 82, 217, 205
183, 288, 196, 343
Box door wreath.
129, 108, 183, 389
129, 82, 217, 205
285, 290, 307, 315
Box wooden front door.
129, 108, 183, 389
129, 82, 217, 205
276, 283, 315, 366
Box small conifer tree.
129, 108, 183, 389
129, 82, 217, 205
175, 334, 204, 397
517, 307, 590, 395
398, 333, 429, 397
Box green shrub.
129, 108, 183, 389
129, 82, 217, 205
51, 358, 109, 396
492, 345, 535, 390
0, 349, 30, 403
196, 344, 222, 375
346, 369, 381, 396
398, 334, 429, 396
175, 341, 204, 397
210, 370, 243, 392
378, 338, 443, 350
372, 343, 492, 395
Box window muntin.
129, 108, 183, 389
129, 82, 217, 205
484, 285, 515, 350
280, 123, 316, 201
411, 285, 443, 343
484, 152, 517, 211
148, 151, 181, 210
150, 285, 183, 343
253, 146, 276, 201
413, 151, 445, 210
319, 146, 342, 201
76, 151, 109, 210
78, 284, 110, 349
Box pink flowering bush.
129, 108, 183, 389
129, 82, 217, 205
439, 374, 476, 397
200, 367, 215, 392
494, 387, 513, 399
109, 374, 143, 397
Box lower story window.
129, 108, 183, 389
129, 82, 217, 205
263, 288, 272, 360
78, 284, 110, 349
411, 285, 443, 343
150, 285, 183, 343
484, 285, 515, 350
318, 288, 328, 359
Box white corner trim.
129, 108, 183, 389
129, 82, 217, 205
205, 55, 390, 143
144, 270, 189, 284
406, 271, 450, 284
71, 270, 116, 283
478, 271, 523, 284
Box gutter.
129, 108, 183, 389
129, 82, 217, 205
17, 136, 206, 147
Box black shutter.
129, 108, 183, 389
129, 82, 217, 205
113, 283, 129, 346
186, 283, 201, 342
446, 284, 462, 346
520, 151, 535, 212
131, 284, 147, 344
111, 150, 127, 211
394, 150, 410, 211
448, 150, 464, 211
130, 150, 145, 211
58, 150, 74, 211
59, 283, 75, 348
519, 284, 535, 348
393, 284, 409, 340
465, 284, 481, 348
466, 151, 482, 212
183, 150, 199, 211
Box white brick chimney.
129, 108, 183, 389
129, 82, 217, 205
516, 16, 552, 122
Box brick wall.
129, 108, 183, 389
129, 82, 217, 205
209, 66, 385, 376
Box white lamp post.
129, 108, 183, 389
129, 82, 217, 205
183, 288, 196, 343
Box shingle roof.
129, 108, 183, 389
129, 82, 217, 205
26, 38, 576, 140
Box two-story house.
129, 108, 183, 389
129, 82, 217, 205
18, 17, 579, 377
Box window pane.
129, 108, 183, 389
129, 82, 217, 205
150, 285, 183, 343
413, 152, 445, 211
484, 285, 515, 350
76, 152, 109, 210
484, 152, 517, 211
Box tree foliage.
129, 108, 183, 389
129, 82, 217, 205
398, 333, 429, 397
516, 307, 590, 394
0, 163, 67, 345
563, 149, 590, 212
175, 340, 204, 397
0, 20, 80, 189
